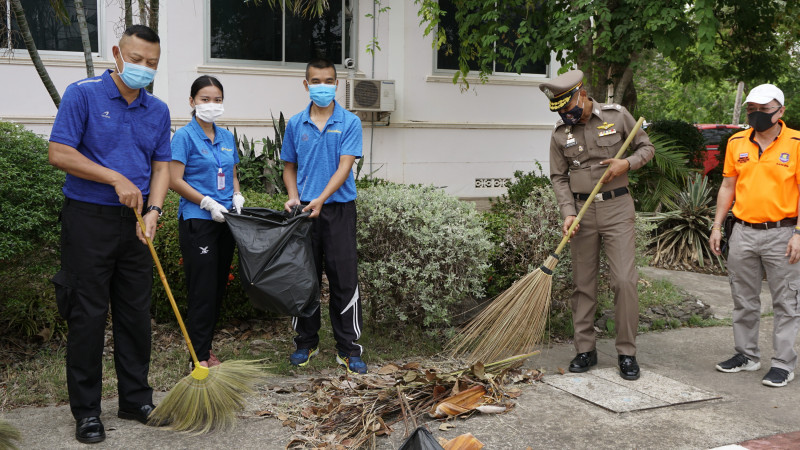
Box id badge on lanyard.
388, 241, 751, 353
217, 168, 225, 190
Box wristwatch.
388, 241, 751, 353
794, 226, 800, 236
145, 205, 163, 218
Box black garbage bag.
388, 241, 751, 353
224, 207, 318, 318
397, 427, 445, 450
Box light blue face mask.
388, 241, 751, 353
308, 84, 336, 107
114, 53, 157, 89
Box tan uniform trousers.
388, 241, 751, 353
727, 223, 800, 371
570, 194, 638, 356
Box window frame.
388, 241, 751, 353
3, 0, 103, 59
204, 0, 356, 70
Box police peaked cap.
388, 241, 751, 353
539, 70, 585, 111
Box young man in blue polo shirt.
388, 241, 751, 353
282, 57, 366, 374
48, 25, 171, 444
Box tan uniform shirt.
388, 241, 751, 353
549, 99, 655, 218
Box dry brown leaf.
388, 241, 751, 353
402, 362, 421, 370
430, 385, 487, 418
277, 413, 289, 421
300, 407, 314, 419
557, 367, 565, 375
505, 388, 522, 399
376, 364, 401, 374
425, 369, 438, 382
443, 433, 484, 450
254, 410, 273, 417
403, 371, 418, 383
439, 422, 456, 431
471, 362, 486, 380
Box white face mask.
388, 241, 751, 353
194, 103, 224, 123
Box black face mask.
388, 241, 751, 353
558, 96, 584, 126
747, 109, 779, 132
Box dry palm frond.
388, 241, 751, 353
0, 420, 21, 450
278, 352, 541, 448
448, 117, 646, 364
148, 360, 265, 433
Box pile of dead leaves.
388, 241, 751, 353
254, 352, 543, 448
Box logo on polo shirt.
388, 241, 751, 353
738, 152, 750, 163
101, 111, 111, 119
302, 133, 309, 141
199, 246, 209, 255
222, 147, 233, 152
780, 153, 790, 163
327, 129, 342, 134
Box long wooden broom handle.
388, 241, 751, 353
553, 116, 646, 256
134, 209, 203, 368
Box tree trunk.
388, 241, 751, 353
138, 0, 146, 25
613, 60, 636, 109
10, 0, 60, 108
125, 0, 132, 28
732, 81, 744, 126
74, 0, 94, 78
148, 0, 158, 34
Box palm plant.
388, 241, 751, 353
645, 173, 724, 269
629, 133, 694, 212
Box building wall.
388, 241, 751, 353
1, 0, 562, 198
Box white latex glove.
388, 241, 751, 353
200, 196, 228, 222
233, 192, 245, 214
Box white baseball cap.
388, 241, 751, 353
745, 84, 784, 106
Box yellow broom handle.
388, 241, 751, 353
134, 209, 202, 368
553, 116, 646, 256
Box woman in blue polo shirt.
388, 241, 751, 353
170, 75, 243, 368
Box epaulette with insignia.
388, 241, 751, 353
602, 104, 622, 111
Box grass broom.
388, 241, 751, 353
0, 420, 21, 449
449, 117, 646, 364
134, 210, 264, 433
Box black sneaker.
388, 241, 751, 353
715, 353, 760, 373
762, 367, 794, 387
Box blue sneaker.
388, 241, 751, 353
289, 347, 318, 367
336, 353, 368, 374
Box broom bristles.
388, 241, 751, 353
448, 255, 558, 363
148, 359, 265, 434
0, 420, 21, 450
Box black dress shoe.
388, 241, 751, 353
118, 404, 167, 426
619, 355, 640, 380
75, 416, 105, 444
569, 349, 598, 373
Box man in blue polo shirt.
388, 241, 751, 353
48, 25, 170, 444
282, 57, 366, 374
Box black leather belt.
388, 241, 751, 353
733, 217, 796, 230
573, 187, 629, 202
64, 198, 145, 218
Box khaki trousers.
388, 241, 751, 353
570, 194, 638, 356
727, 223, 800, 371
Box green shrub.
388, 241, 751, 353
233, 112, 286, 195
150, 190, 287, 324
647, 120, 705, 170
0, 121, 64, 260
0, 121, 65, 338
494, 163, 551, 210
356, 184, 492, 327
628, 133, 692, 212
645, 173, 723, 269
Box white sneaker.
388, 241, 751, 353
715, 353, 760, 373
762, 367, 794, 387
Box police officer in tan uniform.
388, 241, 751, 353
540, 70, 654, 380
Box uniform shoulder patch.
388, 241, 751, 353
602, 104, 622, 110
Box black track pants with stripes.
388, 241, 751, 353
292, 201, 363, 357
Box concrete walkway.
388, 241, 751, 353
3, 268, 799, 449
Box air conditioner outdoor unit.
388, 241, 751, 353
345, 79, 395, 112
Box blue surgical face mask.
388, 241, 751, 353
114, 53, 157, 89
558, 95, 584, 126
308, 83, 336, 107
